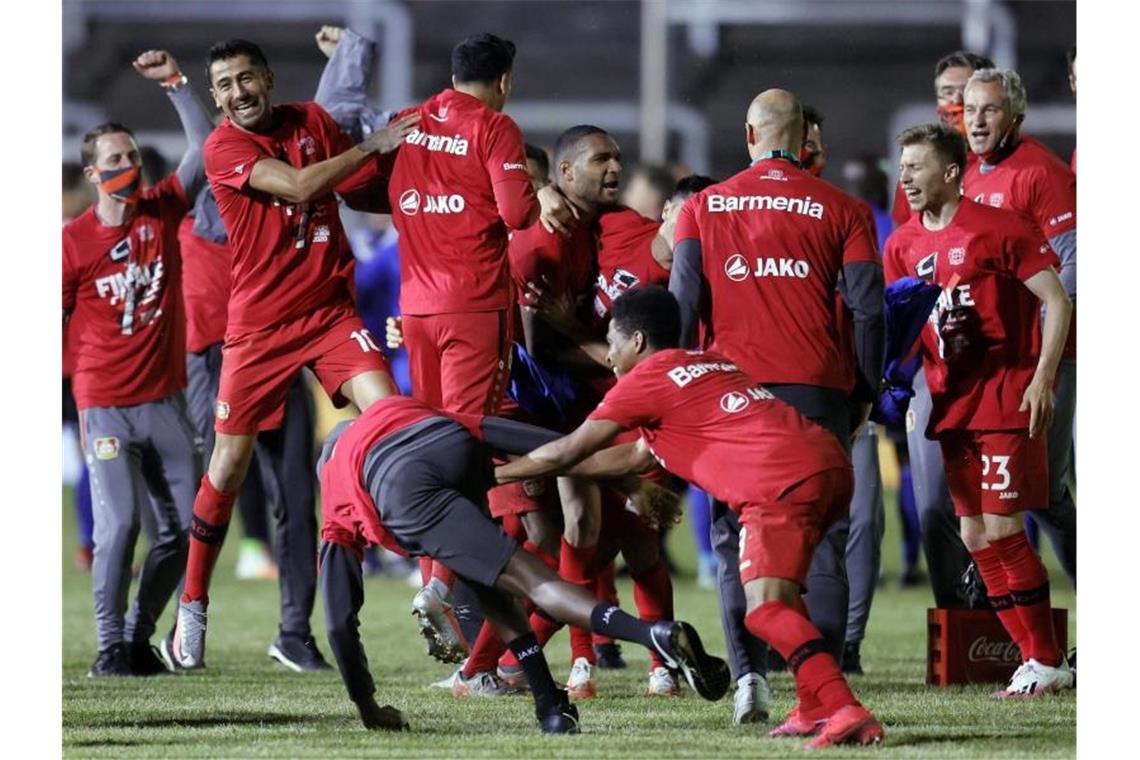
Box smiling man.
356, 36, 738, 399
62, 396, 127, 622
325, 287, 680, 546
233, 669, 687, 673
169, 38, 421, 670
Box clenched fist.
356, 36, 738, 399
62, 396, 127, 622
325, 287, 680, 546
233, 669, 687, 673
133, 50, 181, 82
315, 26, 344, 58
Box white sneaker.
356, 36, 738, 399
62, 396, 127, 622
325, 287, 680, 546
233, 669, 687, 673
411, 584, 468, 664
732, 673, 771, 725
431, 664, 464, 689
566, 657, 597, 699
647, 666, 681, 696
1000, 658, 1074, 698
452, 670, 523, 698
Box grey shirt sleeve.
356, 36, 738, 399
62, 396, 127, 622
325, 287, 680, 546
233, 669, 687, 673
190, 188, 228, 244
669, 238, 704, 349
838, 261, 886, 401
480, 417, 563, 455
168, 86, 214, 201
314, 28, 393, 140
1048, 229, 1076, 299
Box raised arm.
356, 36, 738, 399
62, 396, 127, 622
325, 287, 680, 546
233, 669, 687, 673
132, 50, 214, 199
313, 26, 393, 139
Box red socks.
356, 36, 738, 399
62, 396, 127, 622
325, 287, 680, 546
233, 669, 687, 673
631, 558, 674, 669
745, 600, 857, 717
182, 475, 237, 604
969, 545, 1029, 657
560, 539, 598, 664
463, 622, 505, 678
989, 532, 1060, 666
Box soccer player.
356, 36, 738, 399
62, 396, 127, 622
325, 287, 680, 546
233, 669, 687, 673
169, 38, 421, 669
670, 89, 884, 724
886, 122, 1073, 696
316, 393, 730, 733
63, 50, 213, 676
497, 286, 884, 748
961, 68, 1077, 585
385, 32, 571, 656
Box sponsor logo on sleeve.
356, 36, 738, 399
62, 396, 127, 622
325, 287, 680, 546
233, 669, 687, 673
1048, 211, 1074, 227
93, 436, 120, 460
312, 225, 330, 244
948, 247, 966, 266
502, 162, 527, 172
216, 400, 230, 421
719, 391, 750, 414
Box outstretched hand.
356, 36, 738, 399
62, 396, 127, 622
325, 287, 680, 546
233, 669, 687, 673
133, 50, 181, 82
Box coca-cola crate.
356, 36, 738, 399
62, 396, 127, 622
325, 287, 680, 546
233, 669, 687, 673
926, 608, 1069, 686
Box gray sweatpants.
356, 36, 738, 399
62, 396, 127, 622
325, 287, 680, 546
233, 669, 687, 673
844, 424, 885, 645
186, 344, 319, 638
82, 393, 202, 651
710, 385, 851, 678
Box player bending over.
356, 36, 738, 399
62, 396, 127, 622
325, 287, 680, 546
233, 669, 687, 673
316, 395, 730, 733
496, 286, 884, 749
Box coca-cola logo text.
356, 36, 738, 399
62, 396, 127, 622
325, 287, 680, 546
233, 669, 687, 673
967, 636, 1021, 664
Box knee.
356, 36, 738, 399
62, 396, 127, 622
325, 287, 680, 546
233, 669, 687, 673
959, 517, 988, 552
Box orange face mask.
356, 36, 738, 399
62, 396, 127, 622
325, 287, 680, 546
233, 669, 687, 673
936, 103, 966, 136
98, 165, 142, 203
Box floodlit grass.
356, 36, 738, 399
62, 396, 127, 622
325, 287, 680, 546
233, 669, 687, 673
62, 486, 1075, 757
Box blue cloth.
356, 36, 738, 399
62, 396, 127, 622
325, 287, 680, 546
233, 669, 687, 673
507, 343, 584, 428
871, 277, 942, 427
687, 485, 714, 557
349, 227, 411, 395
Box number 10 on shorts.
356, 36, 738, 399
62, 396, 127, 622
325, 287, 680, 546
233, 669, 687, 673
350, 329, 381, 352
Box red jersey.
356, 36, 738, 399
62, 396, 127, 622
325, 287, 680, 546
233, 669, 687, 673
389, 89, 538, 316
178, 217, 230, 353
674, 158, 880, 391
320, 395, 483, 552
588, 349, 849, 508
963, 136, 1077, 360
883, 199, 1058, 436
204, 101, 381, 335
62, 175, 190, 409
509, 221, 597, 309
592, 206, 669, 324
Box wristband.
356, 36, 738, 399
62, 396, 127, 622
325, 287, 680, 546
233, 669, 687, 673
161, 72, 188, 92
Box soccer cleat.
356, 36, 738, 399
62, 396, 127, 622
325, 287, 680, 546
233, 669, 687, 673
991, 661, 1030, 699
128, 640, 171, 676
648, 621, 730, 702
235, 539, 278, 581
172, 600, 208, 669
805, 704, 884, 749
732, 673, 771, 725
537, 689, 581, 735
268, 633, 333, 672
431, 665, 463, 689
997, 658, 1074, 698
842, 641, 864, 675
451, 670, 523, 698
646, 666, 681, 696
566, 657, 597, 700
87, 643, 132, 677
768, 705, 827, 738
594, 642, 627, 669
497, 662, 528, 690
411, 585, 469, 664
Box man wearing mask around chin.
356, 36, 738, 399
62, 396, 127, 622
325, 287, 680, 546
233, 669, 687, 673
62, 49, 214, 677
962, 67, 1077, 588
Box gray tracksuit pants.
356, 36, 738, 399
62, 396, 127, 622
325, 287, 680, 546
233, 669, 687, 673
82, 393, 202, 651
844, 424, 885, 646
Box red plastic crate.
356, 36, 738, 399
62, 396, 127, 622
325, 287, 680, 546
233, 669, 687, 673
926, 608, 1068, 686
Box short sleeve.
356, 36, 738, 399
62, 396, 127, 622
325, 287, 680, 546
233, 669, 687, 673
598, 207, 660, 260
204, 129, 267, 193
508, 227, 560, 305
673, 194, 701, 245
999, 217, 1059, 283
841, 201, 881, 265
588, 370, 661, 430
1024, 164, 1076, 237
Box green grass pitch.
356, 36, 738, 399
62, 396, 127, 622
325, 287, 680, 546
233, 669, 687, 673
62, 487, 1075, 757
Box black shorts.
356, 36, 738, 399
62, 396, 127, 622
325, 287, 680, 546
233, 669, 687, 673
363, 418, 518, 587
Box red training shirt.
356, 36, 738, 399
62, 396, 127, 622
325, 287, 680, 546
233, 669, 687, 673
178, 217, 230, 353
592, 206, 669, 325
62, 174, 189, 409
674, 158, 880, 391
588, 349, 850, 509
883, 199, 1058, 437
388, 89, 538, 316
204, 101, 382, 335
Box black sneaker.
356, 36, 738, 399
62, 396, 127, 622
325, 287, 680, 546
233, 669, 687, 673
129, 640, 171, 676
88, 643, 131, 677
649, 621, 730, 702
536, 689, 580, 735
594, 642, 627, 669
841, 641, 864, 675
268, 633, 332, 672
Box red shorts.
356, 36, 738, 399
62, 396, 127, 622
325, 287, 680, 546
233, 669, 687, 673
939, 430, 1048, 517
403, 311, 512, 415
489, 478, 557, 519
216, 304, 388, 435
737, 467, 854, 588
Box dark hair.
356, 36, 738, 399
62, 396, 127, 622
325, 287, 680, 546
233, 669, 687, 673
553, 124, 609, 167
206, 39, 270, 85
671, 174, 716, 200
934, 50, 995, 78
611, 286, 681, 350
1065, 45, 1076, 72
62, 162, 86, 191
80, 122, 136, 166
139, 146, 168, 186
802, 104, 825, 128
632, 163, 675, 200
451, 33, 516, 84
524, 143, 549, 181
897, 123, 968, 175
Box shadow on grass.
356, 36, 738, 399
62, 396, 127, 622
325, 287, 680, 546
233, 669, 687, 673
80, 712, 313, 730
885, 729, 1039, 747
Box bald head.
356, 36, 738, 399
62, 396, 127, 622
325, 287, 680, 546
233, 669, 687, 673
745, 88, 804, 160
